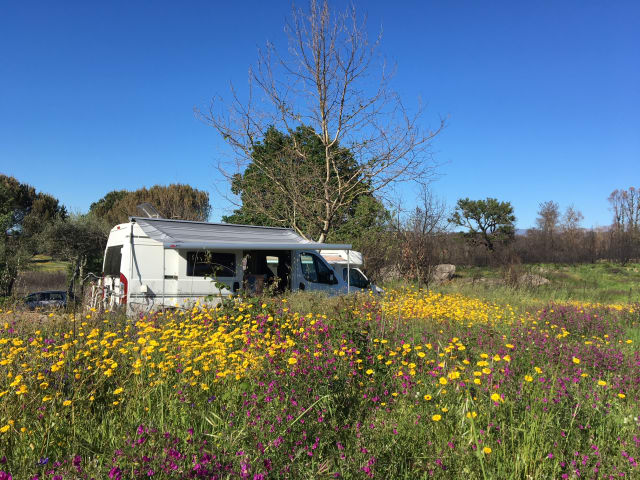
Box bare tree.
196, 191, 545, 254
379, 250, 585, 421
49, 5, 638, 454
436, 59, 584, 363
608, 187, 640, 263
197, 0, 443, 242
609, 187, 640, 232
534, 200, 560, 261
560, 205, 584, 263
398, 187, 448, 287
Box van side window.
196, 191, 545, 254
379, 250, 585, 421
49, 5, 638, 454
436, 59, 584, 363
342, 268, 369, 288
104, 246, 122, 276
300, 253, 334, 284
187, 251, 236, 277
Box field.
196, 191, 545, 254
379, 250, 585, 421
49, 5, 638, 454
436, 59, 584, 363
438, 262, 640, 306
11, 256, 69, 298
0, 284, 639, 479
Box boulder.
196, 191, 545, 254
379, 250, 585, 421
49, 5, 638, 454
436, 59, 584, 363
432, 264, 456, 283
518, 273, 550, 287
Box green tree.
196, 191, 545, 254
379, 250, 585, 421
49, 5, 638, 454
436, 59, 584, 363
449, 197, 515, 252
88, 190, 128, 222
90, 184, 211, 226
222, 126, 388, 242
0, 175, 66, 296
200, 0, 443, 243
39, 214, 109, 298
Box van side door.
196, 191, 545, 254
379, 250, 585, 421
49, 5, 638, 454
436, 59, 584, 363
296, 251, 340, 293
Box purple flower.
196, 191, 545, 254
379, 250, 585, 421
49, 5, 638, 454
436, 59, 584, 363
108, 467, 122, 480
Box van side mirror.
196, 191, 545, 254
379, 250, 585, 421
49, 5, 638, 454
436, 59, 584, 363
329, 272, 337, 284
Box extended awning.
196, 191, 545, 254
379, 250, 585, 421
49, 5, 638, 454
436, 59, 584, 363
131, 217, 352, 251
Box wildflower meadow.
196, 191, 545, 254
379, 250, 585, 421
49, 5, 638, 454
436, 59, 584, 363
0, 289, 638, 479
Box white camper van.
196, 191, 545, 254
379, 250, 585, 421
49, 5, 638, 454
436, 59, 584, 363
101, 217, 360, 314
320, 249, 383, 294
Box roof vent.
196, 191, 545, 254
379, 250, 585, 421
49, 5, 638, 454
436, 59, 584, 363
136, 203, 164, 219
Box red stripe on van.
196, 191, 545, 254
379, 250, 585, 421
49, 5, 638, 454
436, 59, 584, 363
119, 273, 128, 305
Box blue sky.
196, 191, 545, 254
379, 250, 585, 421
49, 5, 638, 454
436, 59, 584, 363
1, 0, 638, 229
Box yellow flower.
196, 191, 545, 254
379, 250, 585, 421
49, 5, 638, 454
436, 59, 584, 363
490, 393, 502, 402
466, 411, 478, 419
505, 344, 514, 349
572, 357, 580, 364
0, 425, 9, 433
287, 357, 298, 365
432, 414, 442, 422
63, 400, 72, 407
483, 446, 492, 454
113, 387, 124, 395
365, 369, 374, 375
524, 375, 533, 382
439, 377, 448, 385
618, 393, 626, 399
423, 394, 432, 401
597, 380, 607, 386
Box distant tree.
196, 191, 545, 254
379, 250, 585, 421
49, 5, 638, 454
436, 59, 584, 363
222, 126, 388, 242
536, 200, 560, 238
561, 205, 583, 233
88, 190, 128, 222
399, 188, 448, 286
0, 174, 66, 296
199, 0, 443, 243
609, 187, 640, 232
449, 198, 515, 252
532, 200, 560, 261
40, 214, 109, 298
560, 205, 584, 263
0, 174, 66, 236
90, 184, 211, 226
607, 187, 639, 263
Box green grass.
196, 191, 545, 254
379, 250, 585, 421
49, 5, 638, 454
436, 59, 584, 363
434, 261, 640, 306
28, 255, 70, 273
1, 290, 638, 479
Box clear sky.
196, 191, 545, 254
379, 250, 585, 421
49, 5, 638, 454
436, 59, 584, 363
1, 0, 638, 229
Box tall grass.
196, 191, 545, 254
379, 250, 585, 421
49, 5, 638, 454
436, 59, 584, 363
12, 270, 67, 296
432, 261, 640, 306
0, 290, 638, 478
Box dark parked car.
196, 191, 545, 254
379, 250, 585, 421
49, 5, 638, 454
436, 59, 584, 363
24, 291, 72, 310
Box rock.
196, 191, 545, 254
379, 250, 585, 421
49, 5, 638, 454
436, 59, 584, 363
432, 264, 456, 283
518, 273, 550, 287
379, 265, 403, 282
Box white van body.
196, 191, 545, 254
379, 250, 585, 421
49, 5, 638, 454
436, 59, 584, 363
320, 249, 383, 294
101, 218, 356, 314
